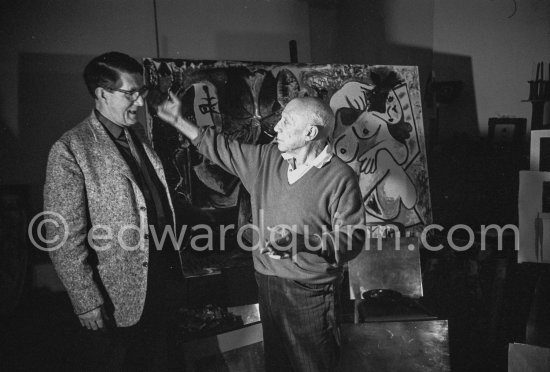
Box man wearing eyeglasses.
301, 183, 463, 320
44, 51, 181, 370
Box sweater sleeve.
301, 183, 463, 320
322, 174, 366, 264
193, 127, 269, 191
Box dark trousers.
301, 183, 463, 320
75, 289, 174, 372
255, 272, 340, 372
76, 256, 183, 372
100, 316, 170, 372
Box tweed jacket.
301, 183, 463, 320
44, 111, 176, 327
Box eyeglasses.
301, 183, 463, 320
103, 85, 149, 102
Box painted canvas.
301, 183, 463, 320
348, 237, 423, 300
144, 59, 432, 234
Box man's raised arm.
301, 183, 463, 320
156, 91, 268, 190
157, 91, 200, 141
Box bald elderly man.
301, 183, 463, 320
158, 93, 365, 372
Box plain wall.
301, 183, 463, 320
433, 0, 550, 136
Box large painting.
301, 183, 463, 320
144, 59, 431, 234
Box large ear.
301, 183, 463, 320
95, 86, 107, 102
306, 125, 319, 141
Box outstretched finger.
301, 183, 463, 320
168, 90, 177, 101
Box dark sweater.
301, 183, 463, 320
194, 128, 365, 284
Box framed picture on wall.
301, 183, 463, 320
530, 130, 550, 171
488, 117, 526, 145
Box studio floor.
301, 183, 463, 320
1, 250, 542, 372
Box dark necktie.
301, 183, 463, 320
121, 128, 142, 168
120, 127, 166, 226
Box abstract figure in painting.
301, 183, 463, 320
330, 75, 422, 227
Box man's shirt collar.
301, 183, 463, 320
281, 143, 333, 184
281, 143, 333, 170
94, 109, 124, 139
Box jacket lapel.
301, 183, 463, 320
140, 138, 176, 226
86, 112, 137, 184
141, 143, 164, 179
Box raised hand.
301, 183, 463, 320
156, 90, 201, 141
358, 150, 378, 174
156, 90, 182, 126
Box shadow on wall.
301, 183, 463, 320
0, 53, 97, 229
215, 31, 304, 63
17, 53, 95, 187
431, 52, 479, 140
309, 0, 479, 142
0, 113, 24, 185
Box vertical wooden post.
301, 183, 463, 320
289, 40, 298, 63
530, 101, 546, 130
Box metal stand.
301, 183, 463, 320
529, 100, 547, 131
523, 62, 550, 130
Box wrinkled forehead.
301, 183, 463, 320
282, 100, 305, 118
281, 107, 305, 128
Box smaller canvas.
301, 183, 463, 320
348, 236, 423, 299
518, 171, 550, 263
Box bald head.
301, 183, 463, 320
287, 97, 335, 141
275, 97, 335, 157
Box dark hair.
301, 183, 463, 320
83, 52, 143, 98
